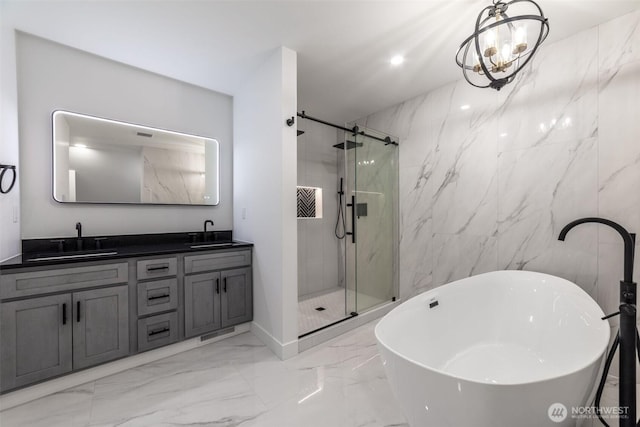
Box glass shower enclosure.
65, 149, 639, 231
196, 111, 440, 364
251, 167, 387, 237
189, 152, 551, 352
343, 129, 399, 316
297, 118, 398, 338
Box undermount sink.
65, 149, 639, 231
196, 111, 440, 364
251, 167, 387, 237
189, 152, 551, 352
27, 251, 118, 262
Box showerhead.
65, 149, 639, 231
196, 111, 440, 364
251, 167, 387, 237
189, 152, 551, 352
333, 140, 363, 150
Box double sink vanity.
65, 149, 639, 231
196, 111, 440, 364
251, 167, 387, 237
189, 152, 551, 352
0, 229, 253, 393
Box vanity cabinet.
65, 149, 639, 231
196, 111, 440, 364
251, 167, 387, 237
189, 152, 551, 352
184, 250, 252, 338
221, 267, 252, 328
72, 286, 129, 369
0, 245, 252, 393
135, 256, 180, 352
0, 283, 129, 391
0, 295, 72, 390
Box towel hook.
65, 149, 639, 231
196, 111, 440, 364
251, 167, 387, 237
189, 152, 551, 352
0, 164, 17, 194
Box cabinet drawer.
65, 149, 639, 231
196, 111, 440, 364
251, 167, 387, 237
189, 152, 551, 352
137, 257, 177, 280
137, 278, 178, 316
184, 250, 251, 274
137, 312, 178, 352
0, 263, 128, 299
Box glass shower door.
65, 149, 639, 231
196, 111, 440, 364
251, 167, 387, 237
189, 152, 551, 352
345, 128, 399, 315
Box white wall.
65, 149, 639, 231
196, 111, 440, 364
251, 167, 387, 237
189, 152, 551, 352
0, 5, 21, 261
234, 47, 298, 359
16, 32, 233, 238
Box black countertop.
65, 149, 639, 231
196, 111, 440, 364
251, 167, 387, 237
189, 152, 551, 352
0, 230, 253, 271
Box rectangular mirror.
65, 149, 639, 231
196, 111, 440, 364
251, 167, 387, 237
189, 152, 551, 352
52, 111, 219, 205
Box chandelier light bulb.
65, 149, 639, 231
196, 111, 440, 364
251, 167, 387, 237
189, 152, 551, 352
501, 43, 512, 64
513, 26, 528, 54
483, 29, 497, 57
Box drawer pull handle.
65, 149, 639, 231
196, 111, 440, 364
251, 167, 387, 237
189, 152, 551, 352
223, 277, 227, 292
77, 301, 81, 322
148, 327, 170, 336
148, 294, 170, 301
147, 265, 170, 272
62, 303, 67, 325
216, 278, 220, 294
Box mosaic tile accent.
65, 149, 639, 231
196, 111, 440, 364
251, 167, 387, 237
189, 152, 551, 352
297, 186, 317, 218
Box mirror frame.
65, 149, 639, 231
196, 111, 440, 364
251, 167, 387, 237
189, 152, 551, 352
51, 110, 220, 206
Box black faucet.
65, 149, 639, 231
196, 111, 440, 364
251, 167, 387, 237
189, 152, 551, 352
559, 217, 637, 427
559, 217, 635, 283
204, 220, 214, 241
75, 222, 83, 251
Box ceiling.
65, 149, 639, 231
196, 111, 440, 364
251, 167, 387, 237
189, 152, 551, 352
4, 1, 640, 123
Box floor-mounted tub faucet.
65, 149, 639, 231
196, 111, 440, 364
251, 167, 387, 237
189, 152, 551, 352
559, 217, 637, 427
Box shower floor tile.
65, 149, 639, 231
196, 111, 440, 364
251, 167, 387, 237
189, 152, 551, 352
298, 287, 347, 336
298, 288, 388, 336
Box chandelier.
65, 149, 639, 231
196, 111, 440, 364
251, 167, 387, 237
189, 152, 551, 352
455, 0, 549, 90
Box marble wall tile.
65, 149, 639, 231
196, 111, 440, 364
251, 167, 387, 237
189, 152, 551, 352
598, 58, 640, 245
497, 137, 599, 293
432, 233, 498, 286
497, 27, 599, 153
399, 269, 433, 301
363, 93, 431, 170
599, 9, 640, 76
430, 79, 499, 238
399, 163, 433, 299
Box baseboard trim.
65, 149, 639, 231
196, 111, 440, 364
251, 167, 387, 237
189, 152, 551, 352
250, 321, 298, 360
0, 323, 250, 411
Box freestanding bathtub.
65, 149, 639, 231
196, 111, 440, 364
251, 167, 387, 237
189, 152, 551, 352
375, 270, 610, 427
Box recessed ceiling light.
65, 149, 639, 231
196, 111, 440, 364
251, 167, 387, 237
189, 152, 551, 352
460, 104, 470, 110
390, 55, 404, 66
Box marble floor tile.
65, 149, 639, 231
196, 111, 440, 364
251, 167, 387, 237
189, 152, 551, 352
0, 383, 94, 427
0, 321, 406, 427
0, 319, 622, 427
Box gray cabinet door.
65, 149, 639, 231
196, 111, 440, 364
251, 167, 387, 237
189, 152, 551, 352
221, 267, 252, 328
72, 286, 129, 370
184, 272, 221, 338
0, 294, 72, 391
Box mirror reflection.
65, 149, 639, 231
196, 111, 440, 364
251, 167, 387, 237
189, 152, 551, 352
52, 111, 219, 205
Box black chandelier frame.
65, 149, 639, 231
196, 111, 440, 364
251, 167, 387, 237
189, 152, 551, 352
455, 0, 549, 90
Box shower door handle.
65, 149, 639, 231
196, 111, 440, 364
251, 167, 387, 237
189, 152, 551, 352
346, 195, 356, 244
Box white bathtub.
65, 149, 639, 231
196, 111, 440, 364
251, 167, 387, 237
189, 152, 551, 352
375, 270, 610, 427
